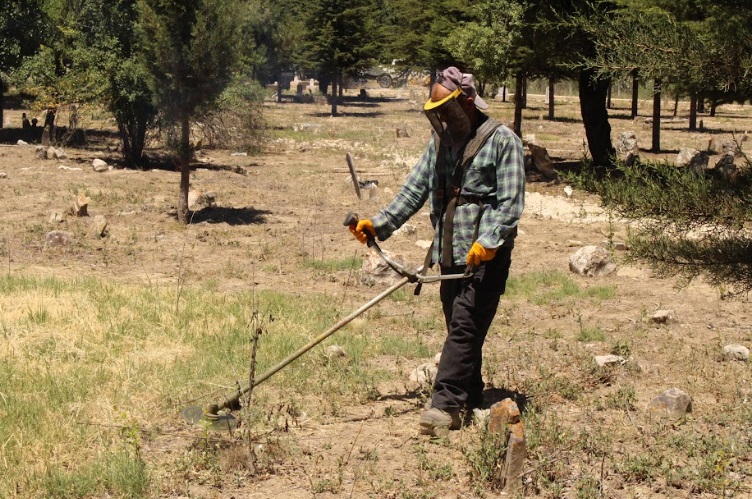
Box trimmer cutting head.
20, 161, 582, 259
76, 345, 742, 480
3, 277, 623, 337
180, 404, 238, 431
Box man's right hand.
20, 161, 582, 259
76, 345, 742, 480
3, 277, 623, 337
349, 219, 375, 244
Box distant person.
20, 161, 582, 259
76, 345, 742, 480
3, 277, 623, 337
31, 118, 38, 129
22, 113, 31, 130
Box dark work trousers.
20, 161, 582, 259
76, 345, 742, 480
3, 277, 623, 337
432, 243, 513, 412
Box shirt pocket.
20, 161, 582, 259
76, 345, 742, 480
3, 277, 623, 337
462, 156, 496, 198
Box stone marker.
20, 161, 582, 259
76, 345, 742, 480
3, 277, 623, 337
17, 140, 28, 146
89, 215, 107, 239
48, 210, 65, 224
71, 192, 90, 217
488, 398, 525, 494
648, 387, 692, 419
0, 172, 7, 179
360, 250, 405, 286
722, 344, 750, 361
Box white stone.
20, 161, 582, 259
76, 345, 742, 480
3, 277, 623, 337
0, 172, 7, 179
594, 354, 626, 367
92, 158, 109, 172
569, 245, 616, 277
722, 344, 749, 361
394, 223, 416, 236
676, 148, 699, 167
325, 345, 347, 359
16, 140, 28, 146
563, 185, 573, 198
409, 362, 437, 387
415, 240, 432, 250
648, 387, 692, 418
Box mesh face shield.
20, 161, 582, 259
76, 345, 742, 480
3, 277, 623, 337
424, 88, 472, 147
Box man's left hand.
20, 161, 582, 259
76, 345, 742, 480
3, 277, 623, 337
466, 242, 497, 266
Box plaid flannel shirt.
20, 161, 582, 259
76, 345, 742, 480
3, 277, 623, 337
371, 115, 525, 267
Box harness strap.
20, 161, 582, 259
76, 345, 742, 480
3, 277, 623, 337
439, 117, 502, 267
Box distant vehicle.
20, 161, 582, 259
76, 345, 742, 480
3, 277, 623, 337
358, 61, 429, 88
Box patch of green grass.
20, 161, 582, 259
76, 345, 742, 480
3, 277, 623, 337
0, 274, 411, 495
301, 255, 361, 271
506, 270, 615, 305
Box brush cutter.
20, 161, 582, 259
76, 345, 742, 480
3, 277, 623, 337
181, 212, 473, 430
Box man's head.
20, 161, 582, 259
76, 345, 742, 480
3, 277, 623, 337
424, 66, 487, 146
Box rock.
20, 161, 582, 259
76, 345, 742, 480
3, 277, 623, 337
721, 140, 740, 157
707, 138, 717, 153
526, 141, 558, 180
433, 352, 441, 365
89, 215, 107, 239
44, 230, 73, 249
714, 154, 737, 180
651, 310, 675, 324
71, 192, 90, 217
594, 354, 626, 367
722, 344, 750, 361
230, 152, 247, 156
615, 132, 639, 161
360, 250, 406, 286
569, 245, 616, 277
35, 146, 46, 159
563, 185, 573, 198
325, 345, 347, 359
54, 148, 67, 160
394, 223, 416, 236
58, 165, 82, 171
17, 139, 28, 146
48, 210, 65, 224
92, 158, 109, 172
0, 172, 7, 179
648, 388, 692, 418
408, 362, 437, 388
675, 148, 699, 167
472, 408, 490, 426
415, 240, 432, 250
188, 190, 216, 210
395, 125, 410, 138
566, 240, 583, 247
46, 147, 57, 160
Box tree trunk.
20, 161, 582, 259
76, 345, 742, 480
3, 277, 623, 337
521, 77, 527, 109
502, 86, 506, 103
697, 95, 705, 113
689, 92, 697, 131
178, 114, 191, 224
548, 78, 555, 120
710, 98, 717, 117
277, 76, 282, 103
631, 70, 638, 118
673, 94, 679, 117
651, 79, 661, 153
513, 73, 523, 138
338, 72, 343, 98
607, 83, 612, 109
331, 71, 338, 117
578, 69, 614, 166
0, 79, 4, 129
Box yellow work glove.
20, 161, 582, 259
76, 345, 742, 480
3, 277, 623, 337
349, 219, 376, 244
466, 242, 497, 267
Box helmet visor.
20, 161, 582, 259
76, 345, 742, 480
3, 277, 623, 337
423, 89, 471, 146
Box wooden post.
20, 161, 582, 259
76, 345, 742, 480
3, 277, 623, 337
548, 78, 555, 120
631, 70, 639, 118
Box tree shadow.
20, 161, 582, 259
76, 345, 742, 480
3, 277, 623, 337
305, 111, 385, 118
189, 206, 271, 225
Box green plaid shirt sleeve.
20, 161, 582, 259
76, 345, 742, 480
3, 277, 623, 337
371, 122, 525, 267
370, 140, 435, 240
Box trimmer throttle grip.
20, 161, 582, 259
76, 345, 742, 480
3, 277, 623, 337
343, 211, 359, 227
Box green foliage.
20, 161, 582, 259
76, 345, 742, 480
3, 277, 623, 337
0, 0, 46, 73
443, 0, 525, 92
578, 160, 752, 294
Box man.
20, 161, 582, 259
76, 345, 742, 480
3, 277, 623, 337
348, 67, 525, 436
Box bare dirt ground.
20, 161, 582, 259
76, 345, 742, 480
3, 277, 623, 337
1, 86, 751, 498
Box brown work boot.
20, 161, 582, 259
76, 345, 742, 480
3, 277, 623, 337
419, 407, 462, 437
